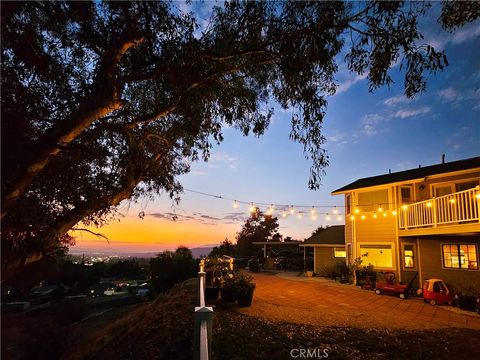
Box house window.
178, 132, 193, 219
455, 181, 478, 192
442, 244, 478, 270
360, 245, 393, 268
334, 248, 346, 258
403, 244, 414, 269
346, 194, 351, 214
400, 186, 413, 204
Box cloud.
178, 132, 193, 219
336, 73, 368, 95
393, 106, 430, 119
425, 23, 480, 50
191, 170, 207, 176
383, 95, 411, 107
210, 152, 238, 170
452, 24, 480, 45
438, 87, 459, 102
360, 113, 386, 136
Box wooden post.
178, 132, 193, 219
263, 244, 267, 258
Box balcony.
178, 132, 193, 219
398, 187, 480, 236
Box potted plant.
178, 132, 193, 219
204, 257, 230, 301
234, 272, 256, 307
456, 285, 478, 312
220, 273, 236, 303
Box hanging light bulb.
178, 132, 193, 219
337, 215, 342, 221
383, 212, 387, 217
310, 207, 316, 215
361, 215, 366, 220
426, 202, 432, 207
333, 207, 339, 214
326, 214, 331, 221
354, 208, 360, 214
373, 213, 377, 219
282, 211, 287, 218
311, 214, 317, 220
233, 200, 239, 208
297, 213, 303, 219
350, 215, 355, 221
250, 203, 256, 213
378, 205, 383, 212
392, 211, 397, 216
402, 204, 408, 210
289, 206, 295, 214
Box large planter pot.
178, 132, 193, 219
220, 287, 236, 303
236, 284, 256, 307
459, 295, 477, 312
205, 286, 220, 302
305, 271, 313, 277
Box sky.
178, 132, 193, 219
70, 2, 480, 255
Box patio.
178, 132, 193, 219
238, 272, 480, 330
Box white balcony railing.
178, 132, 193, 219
399, 187, 480, 230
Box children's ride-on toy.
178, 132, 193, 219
422, 279, 452, 306
374, 272, 417, 299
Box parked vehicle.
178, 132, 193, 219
422, 279, 452, 306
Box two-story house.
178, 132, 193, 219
332, 156, 480, 290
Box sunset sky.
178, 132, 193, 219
71, 2, 480, 255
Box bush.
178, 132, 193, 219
150, 247, 197, 293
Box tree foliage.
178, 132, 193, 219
236, 209, 280, 256
1, 1, 478, 269
209, 238, 237, 257
149, 246, 197, 293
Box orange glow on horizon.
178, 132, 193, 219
70, 216, 238, 253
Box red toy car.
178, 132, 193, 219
374, 272, 417, 299
422, 279, 452, 306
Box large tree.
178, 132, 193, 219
236, 209, 281, 256
2, 1, 479, 270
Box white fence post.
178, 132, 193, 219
194, 261, 213, 360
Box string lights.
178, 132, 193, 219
182, 188, 432, 223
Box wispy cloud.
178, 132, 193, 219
210, 152, 238, 169
438, 87, 459, 102
425, 23, 480, 50
360, 113, 386, 136
336, 73, 368, 95
147, 210, 247, 225
452, 24, 480, 45
393, 106, 430, 119
383, 95, 412, 107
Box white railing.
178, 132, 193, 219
194, 259, 213, 360
399, 187, 480, 230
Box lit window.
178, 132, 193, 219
404, 245, 414, 269
346, 195, 351, 215
334, 248, 346, 258
442, 244, 478, 270
360, 245, 393, 268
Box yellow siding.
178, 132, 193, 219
413, 170, 479, 201
355, 215, 397, 243
417, 238, 480, 290
314, 247, 345, 275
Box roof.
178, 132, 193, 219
301, 225, 345, 246
332, 156, 480, 194
252, 241, 300, 245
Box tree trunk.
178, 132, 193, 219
1, 35, 142, 219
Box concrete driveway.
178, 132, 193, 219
238, 272, 480, 330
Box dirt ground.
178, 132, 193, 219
241, 272, 480, 330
